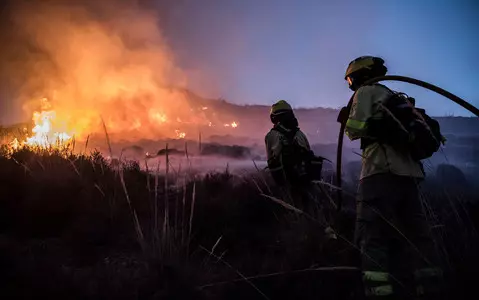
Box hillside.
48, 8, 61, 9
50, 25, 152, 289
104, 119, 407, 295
183, 91, 479, 145
2, 90, 478, 167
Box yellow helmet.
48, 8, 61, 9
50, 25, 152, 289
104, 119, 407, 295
345, 56, 386, 80
345, 56, 387, 91
270, 100, 293, 115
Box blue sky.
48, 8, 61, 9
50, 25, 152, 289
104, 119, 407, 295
162, 0, 478, 116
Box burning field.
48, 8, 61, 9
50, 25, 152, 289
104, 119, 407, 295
0, 0, 243, 155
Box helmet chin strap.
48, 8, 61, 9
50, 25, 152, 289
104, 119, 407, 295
335, 75, 479, 212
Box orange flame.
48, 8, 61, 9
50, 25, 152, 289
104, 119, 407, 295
6, 98, 75, 150
223, 121, 239, 128
175, 130, 186, 139
25, 110, 72, 148
3, 1, 242, 151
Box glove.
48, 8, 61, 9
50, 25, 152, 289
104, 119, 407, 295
337, 106, 349, 125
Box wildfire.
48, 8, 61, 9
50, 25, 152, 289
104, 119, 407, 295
25, 110, 72, 148
10, 138, 20, 151
0, 0, 249, 154
149, 110, 168, 124
175, 130, 186, 139
4, 95, 243, 154
224, 121, 239, 128
6, 98, 75, 151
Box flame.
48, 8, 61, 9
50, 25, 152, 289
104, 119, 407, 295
6, 95, 241, 153
1, 1, 246, 149
149, 110, 168, 124
132, 119, 142, 130
223, 121, 238, 128
20, 99, 74, 149
175, 130, 186, 139
10, 138, 20, 151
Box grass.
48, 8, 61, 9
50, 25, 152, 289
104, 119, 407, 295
0, 148, 477, 299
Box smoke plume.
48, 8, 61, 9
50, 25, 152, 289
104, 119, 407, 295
0, 0, 210, 141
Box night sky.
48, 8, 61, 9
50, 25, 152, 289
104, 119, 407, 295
160, 0, 479, 117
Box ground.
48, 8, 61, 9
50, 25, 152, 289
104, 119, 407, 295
0, 148, 478, 299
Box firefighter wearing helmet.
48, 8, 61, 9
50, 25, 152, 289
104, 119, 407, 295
265, 100, 336, 239
342, 56, 443, 299
265, 100, 313, 193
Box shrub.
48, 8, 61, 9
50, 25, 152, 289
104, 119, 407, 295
0, 149, 477, 299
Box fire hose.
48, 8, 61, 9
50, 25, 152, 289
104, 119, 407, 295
335, 75, 479, 212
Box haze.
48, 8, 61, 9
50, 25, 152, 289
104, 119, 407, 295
161, 0, 479, 117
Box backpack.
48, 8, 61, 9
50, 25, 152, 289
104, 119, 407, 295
363, 85, 445, 161
268, 126, 324, 185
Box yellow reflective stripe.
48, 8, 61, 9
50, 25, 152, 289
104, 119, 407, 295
346, 118, 367, 130
414, 268, 443, 279
363, 271, 390, 282
365, 285, 394, 297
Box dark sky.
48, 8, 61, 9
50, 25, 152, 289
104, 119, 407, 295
158, 0, 479, 117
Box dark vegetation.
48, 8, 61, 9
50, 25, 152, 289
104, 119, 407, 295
200, 143, 252, 159
156, 148, 185, 156
0, 149, 478, 299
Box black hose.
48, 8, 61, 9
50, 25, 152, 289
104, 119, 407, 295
335, 75, 479, 212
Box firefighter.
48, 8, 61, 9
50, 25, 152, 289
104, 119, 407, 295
342, 56, 443, 299
265, 100, 313, 208
265, 100, 335, 238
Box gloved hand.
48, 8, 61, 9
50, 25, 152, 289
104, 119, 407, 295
337, 106, 349, 125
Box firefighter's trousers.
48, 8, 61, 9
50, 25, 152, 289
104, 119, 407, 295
355, 173, 443, 299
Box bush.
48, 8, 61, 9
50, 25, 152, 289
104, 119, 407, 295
0, 149, 477, 299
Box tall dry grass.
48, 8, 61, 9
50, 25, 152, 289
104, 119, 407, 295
0, 143, 477, 299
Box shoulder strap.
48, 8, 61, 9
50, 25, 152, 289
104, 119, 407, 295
364, 83, 400, 101
364, 82, 395, 94
272, 125, 299, 144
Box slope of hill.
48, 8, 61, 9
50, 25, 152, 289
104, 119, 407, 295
188, 92, 479, 145
2, 90, 478, 166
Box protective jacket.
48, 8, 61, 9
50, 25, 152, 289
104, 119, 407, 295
265, 124, 312, 184
345, 84, 424, 180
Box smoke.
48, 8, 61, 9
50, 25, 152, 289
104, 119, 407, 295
0, 0, 211, 140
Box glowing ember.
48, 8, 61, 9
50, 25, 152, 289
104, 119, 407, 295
175, 130, 186, 139
10, 138, 20, 151
223, 121, 238, 128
